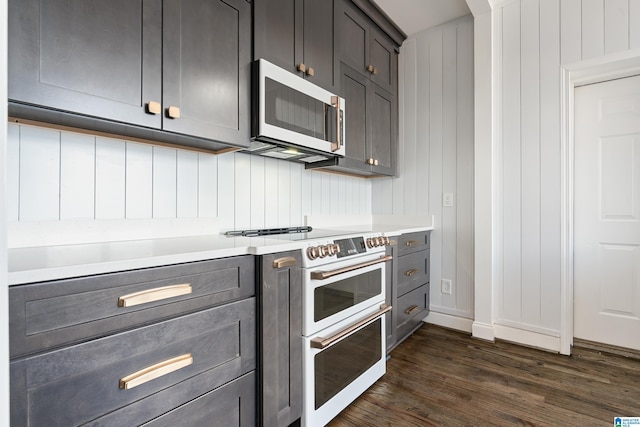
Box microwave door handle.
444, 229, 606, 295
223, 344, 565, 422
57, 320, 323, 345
331, 96, 341, 152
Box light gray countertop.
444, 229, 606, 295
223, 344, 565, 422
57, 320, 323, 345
8, 221, 433, 285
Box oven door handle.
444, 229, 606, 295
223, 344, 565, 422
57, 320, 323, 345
310, 304, 392, 349
310, 255, 392, 280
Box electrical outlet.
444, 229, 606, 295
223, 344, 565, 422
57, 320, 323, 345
441, 279, 452, 295
443, 193, 454, 207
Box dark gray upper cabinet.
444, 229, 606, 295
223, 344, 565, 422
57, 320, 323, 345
337, 0, 396, 93
310, 62, 395, 176
8, 0, 251, 151
258, 251, 303, 427
162, 0, 251, 145
8, 0, 162, 129
254, 0, 338, 92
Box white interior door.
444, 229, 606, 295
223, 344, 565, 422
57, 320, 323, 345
574, 74, 640, 350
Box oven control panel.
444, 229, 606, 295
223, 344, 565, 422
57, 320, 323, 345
335, 237, 366, 258
305, 234, 389, 263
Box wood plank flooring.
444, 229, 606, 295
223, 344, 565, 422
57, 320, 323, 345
328, 324, 640, 426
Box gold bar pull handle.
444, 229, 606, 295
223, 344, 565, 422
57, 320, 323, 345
330, 96, 342, 152
273, 256, 297, 269
119, 354, 193, 390
405, 268, 419, 277
311, 304, 392, 349
311, 255, 392, 280
405, 305, 419, 315
405, 240, 418, 247
118, 284, 192, 308
167, 106, 181, 119
147, 101, 161, 115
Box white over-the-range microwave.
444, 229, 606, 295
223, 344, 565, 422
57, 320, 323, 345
247, 59, 346, 164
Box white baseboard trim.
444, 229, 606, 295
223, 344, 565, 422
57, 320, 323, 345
472, 321, 495, 342
493, 324, 561, 353
424, 311, 473, 333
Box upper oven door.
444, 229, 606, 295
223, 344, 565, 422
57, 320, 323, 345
303, 252, 390, 336
254, 59, 346, 156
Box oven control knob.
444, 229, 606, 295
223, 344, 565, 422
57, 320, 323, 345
327, 244, 339, 256
366, 238, 375, 248
383, 236, 390, 246
377, 237, 384, 246
318, 245, 329, 258
307, 246, 320, 260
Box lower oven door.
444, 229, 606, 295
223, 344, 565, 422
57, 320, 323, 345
302, 303, 391, 427
303, 252, 391, 336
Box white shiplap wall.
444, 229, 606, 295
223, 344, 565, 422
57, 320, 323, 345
373, 15, 475, 322
494, 0, 640, 338
7, 123, 372, 230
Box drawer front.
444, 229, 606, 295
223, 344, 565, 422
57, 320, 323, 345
396, 249, 429, 296
10, 256, 255, 357
141, 371, 255, 427
397, 231, 429, 256
396, 284, 429, 340
10, 298, 256, 427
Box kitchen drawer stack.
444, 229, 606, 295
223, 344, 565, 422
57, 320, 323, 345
9, 256, 256, 427
390, 231, 430, 351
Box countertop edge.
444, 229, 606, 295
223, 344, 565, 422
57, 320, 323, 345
9, 225, 434, 285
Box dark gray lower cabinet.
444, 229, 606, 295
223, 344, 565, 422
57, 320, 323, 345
387, 231, 431, 352
141, 372, 256, 427
9, 258, 257, 426
258, 251, 303, 427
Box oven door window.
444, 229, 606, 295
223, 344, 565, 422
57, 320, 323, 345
314, 269, 382, 322
314, 318, 381, 409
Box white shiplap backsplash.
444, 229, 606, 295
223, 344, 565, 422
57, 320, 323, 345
373, 15, 475, 325
7, 122, 372, 239
493, 0, 640, 341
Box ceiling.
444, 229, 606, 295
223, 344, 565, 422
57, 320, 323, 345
374, 0, 471, 36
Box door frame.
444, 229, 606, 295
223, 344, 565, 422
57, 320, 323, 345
560, 50, 640, 355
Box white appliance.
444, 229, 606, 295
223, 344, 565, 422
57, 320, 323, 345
300, 234, 391, 427
249, 59, 346, 163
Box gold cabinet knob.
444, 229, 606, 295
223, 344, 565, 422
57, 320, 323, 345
366, 158, 374, 165
306, 67, 315, 76
167, 106, 181, 119
373, 159, 379, 166
147, 101, 161, 115
297, 63, 307, 73
366, 64, 375, 73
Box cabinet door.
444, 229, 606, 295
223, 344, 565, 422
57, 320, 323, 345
369, 27, 396, 93
337, 0, 369, 77
8, 0, 162, 128
259, 251, 303, 427
341, 63, 369, 171
254, 0, 301, 75
368, 83, 395, 176
302, 0, 338, 92
163, 0, 251, 147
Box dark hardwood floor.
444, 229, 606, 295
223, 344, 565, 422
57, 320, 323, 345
328, 324, 640, 426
